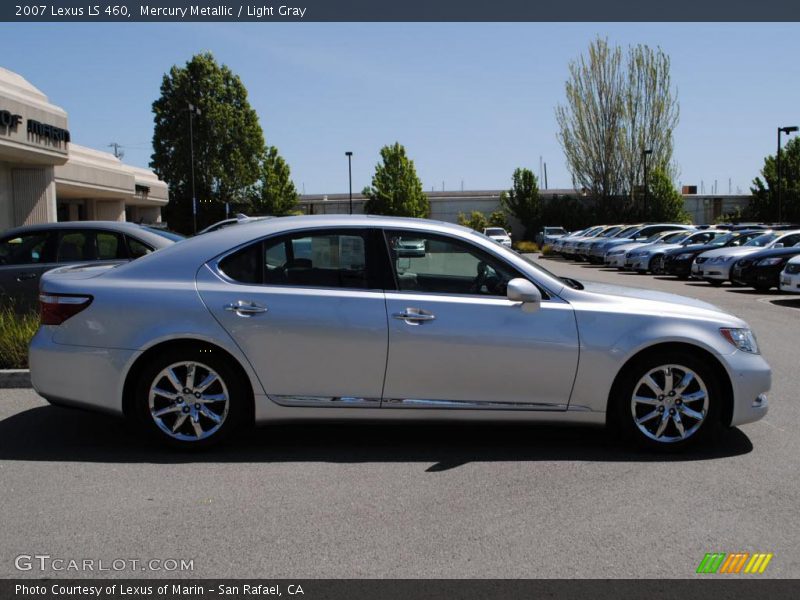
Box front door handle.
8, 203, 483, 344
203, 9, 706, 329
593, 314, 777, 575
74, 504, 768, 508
393, 308, 436, 325
224, 300, 268, 317
16, 272, 38, 282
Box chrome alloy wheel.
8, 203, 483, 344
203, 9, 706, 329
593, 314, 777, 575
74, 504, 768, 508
630, 364, 709, 443
148, 361, 230, 442
650, 254, 665, 274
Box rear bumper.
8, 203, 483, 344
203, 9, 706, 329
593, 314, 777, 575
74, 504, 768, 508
29, 328, 136, 416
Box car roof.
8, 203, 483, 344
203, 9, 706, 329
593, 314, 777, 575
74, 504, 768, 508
0, 221, 175, 248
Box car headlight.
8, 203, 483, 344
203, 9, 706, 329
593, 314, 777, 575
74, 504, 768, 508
676, 253, 695, 260
720, 328, 759, 354
757, 257, 785, 266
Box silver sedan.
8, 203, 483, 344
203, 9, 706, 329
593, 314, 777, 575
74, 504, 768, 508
29, 215, 770, 450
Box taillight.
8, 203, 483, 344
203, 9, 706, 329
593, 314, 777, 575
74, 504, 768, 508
39, 293, 93, 325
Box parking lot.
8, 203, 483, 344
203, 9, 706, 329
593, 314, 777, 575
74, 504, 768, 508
0, 256, 799, 579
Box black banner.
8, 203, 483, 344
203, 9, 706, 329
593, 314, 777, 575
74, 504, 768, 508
3, 0, 800, 22
2, 580, 800, 600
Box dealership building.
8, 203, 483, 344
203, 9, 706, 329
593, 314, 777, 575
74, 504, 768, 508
0, 67, 167, 232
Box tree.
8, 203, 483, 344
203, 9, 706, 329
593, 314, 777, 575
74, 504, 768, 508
151, 52, 265, 232
500, 168, 540, 239
556, 38, 679, 201
488, 210, 509, 229
749, 137, 800, 222
646, 169, 689, 222
250, 146, 300, 216
362, 143, 429, 217
457, 211, 489, 232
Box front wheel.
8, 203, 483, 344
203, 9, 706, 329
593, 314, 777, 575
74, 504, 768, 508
611, 352, 721, 450
649, 254, 665, 275
134, 348, 248, 449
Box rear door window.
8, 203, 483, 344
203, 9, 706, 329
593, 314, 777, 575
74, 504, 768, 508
0, 232, 54, 265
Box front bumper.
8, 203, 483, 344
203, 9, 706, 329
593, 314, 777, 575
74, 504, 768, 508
664, 258, 692, 276
29, 327, 137, 416
606, 253, 627, 267
780, 271, 800, 293
723, 349, 771, 427
697, 261, 733, 281
730, 264, 782, 289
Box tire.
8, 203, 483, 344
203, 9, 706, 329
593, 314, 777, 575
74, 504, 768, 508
134, 347, 249, 449
649, 255, 665, 275
609, 351, 722, 451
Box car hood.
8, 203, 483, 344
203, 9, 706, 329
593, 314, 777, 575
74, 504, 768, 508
738, 246, 800, 261
664, 243, 717, 256
699, 246, 763, 259
575, 281, 743, 326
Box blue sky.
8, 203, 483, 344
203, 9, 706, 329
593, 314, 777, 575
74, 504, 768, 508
2, 22, 799, 195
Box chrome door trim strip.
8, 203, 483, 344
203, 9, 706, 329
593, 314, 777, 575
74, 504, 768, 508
271, 395, 381, 408
382, 398, 568, 411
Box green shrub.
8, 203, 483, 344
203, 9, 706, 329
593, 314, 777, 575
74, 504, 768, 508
0, 306, 39, 369
540, 244, 555, 256
514, 241, 540, 253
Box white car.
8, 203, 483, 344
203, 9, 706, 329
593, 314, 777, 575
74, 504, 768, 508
483, 227, 512, 247
694, 230, 800, 285
537, 227, 568, 246
780, 255, 800, 293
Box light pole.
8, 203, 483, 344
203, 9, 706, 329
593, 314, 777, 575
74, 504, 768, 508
777, 126, 798, 224
187, 102, 201, 234
345, 151, 353, 215
642, 148, 653, 217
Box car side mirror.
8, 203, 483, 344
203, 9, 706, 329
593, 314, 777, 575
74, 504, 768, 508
507, 278, 541, 313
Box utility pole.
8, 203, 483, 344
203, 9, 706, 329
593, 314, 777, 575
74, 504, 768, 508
187, 102, 201, 234
345, 151, 353, 215
108, 142, 124, 159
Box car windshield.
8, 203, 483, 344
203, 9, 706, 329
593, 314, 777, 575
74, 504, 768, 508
745, 233, 779, 247
485, 228, 506, 236
515, 251, 582, 289
642, 232, 668, 243
710, 232, 736, 246
601, 226, 622, 237
664, 231, 692, 243
614, 226, 639, 238
545, 227, 566, 235
143, 227, 186, 242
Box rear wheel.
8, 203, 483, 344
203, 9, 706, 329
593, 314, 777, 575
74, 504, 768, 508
611, 351, 721, 450
134, 348, 248, 449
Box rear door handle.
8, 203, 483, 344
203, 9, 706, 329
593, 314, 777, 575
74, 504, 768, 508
393, 308, 436, 325
224, 300, 268, 317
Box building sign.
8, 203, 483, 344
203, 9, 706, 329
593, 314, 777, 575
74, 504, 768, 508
27, 119, 71, 143
0, 106, 70, 145
0, 109, 22, 131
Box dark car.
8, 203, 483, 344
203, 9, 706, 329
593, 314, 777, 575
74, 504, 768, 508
0, 221, 179, 312
730, 244, 800, 291
662, 230, 765, 279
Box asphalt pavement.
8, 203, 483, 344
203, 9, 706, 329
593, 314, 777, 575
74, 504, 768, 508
1, 256, 798, 579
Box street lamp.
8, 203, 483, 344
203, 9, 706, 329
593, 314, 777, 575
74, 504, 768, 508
187, 102, 202, 234
345, 151, 353, 215
642, 148, 653, 216
777, 126, 799, 224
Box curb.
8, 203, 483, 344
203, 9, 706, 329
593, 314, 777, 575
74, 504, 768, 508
0, 369, 32, 389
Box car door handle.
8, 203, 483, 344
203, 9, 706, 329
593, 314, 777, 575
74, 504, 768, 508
224, 300, 268, 316
393, 309, 435, 324
16, 272, 38, 282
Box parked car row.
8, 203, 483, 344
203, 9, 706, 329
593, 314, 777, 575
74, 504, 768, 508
549, 222, 800, 294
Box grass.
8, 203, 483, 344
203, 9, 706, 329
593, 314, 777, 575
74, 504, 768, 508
0, 305, 40, 369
